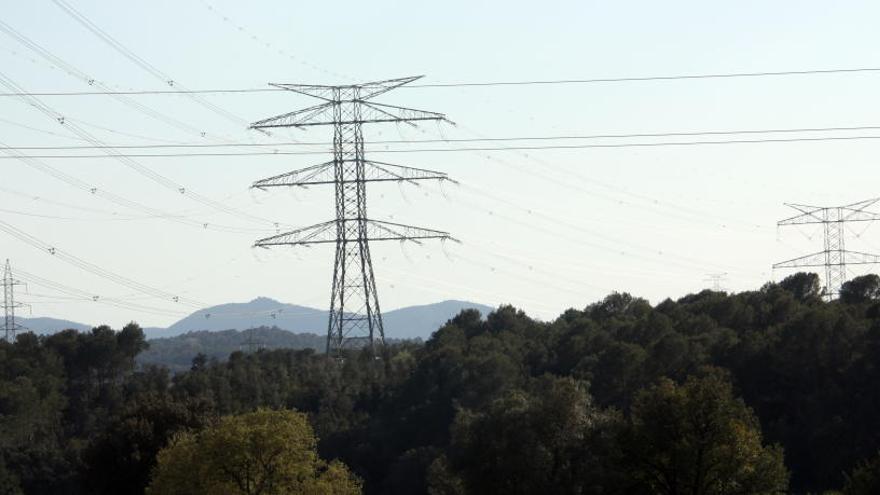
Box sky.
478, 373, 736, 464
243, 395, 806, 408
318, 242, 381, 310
2, 0, 880, 329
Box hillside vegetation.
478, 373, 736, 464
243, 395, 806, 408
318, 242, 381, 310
137, 327, 327, 372
2, 272, 880, 494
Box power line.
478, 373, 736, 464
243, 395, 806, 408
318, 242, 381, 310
198, 0, 353, 82
1, 115, 856, 235
50, 0, 249, 126
1, 66, 878, 97
0, 71, 286, 228
3, 124, 880, 151
13, 267, 190, 318
1, 141, 280, 234
435, 121, 771, 233
435, 183, 740, 275
0, 19, 215, 138
0, 206, 146, 222
0, 218, 206, 308
5, 134, 880, 159
408, 67, 880, 87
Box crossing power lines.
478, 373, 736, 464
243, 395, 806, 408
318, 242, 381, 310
1, 66, 879, 97
3, 124, 880, 151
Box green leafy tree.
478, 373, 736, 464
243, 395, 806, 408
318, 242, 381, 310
147, 408, 360, 495
445, 375, 623, 494
840, 274, 880, 304
778, 272, 823, 302
82, 389, 213, 495
623, 371, 788, 495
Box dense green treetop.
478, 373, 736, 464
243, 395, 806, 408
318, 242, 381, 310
2, 272, 880, 494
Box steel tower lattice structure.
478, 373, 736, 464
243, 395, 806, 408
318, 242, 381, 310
3, 259, 28, 342
774, 198, 880, 300
704, 272, 728, 292
249, 76, 455, 356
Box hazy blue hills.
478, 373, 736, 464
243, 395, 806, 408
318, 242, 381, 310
380, 300, 494, 339
19, 297, 493, 341
17, 317, 91, 334
159, 297, 327, 337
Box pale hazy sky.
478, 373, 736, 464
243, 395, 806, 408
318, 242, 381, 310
2, 0, 880, 329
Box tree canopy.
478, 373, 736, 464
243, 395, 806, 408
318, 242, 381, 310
3, 272, 880, 494
623, 371, 788, 494
147, 408, 360, 495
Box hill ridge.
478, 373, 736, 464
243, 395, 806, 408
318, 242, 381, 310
20, 298, 494, 340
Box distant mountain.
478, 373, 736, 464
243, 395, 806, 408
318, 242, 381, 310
19, 298, 494, 341
18, 317, 91, 335
154, 297, 327, 338
149, 297, 492, 340
382, 300, 494, 339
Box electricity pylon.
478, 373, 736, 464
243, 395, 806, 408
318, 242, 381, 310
250, 76, 455, 357
240, 329, 265, 353
774, 198, 880, 300
704, 272, 728, 291
2, 259, 28, 342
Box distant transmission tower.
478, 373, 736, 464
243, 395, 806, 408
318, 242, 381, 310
250, 76, 455, 357
2, 259, 28, 342
704, 272, 728, 291
774, 198, 880, 300
240, 330, 265, 353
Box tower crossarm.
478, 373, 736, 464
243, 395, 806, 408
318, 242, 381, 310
252, 160, 451, 189
840, 210, 880, 223
785, 203, 825, 213
250, 101, 446, 129
773, 250, 880, 269
773, 251, 830, 269
251, 161, 335, 188
268, 83, 336, 102
778, 199, 880, 225
840, 197, 880, 221
254, 219, 456, 248
271, 76, 423, 102
778, 204, 827, 226
365, 161, 452, 184
842, 250, 880, 265
364, 219, 457, 244
358, 101, 448, 125
249, 102, 336, 129
253, 220, 337, 247
843, 197, 880, 212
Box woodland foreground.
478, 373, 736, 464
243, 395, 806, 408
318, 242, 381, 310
3, 272, 880, 494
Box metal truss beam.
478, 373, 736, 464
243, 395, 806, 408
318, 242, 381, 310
249, 100, 446, 129
252, 160, 452, 189
254, 219, 454, 247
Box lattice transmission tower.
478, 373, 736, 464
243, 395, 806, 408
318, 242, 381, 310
774, 198, 880, 300
3, 259, 28, 342
249, 76, 455, 356
704, 272, 728, 292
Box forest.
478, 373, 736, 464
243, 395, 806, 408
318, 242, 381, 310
2, 272, 880, 494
